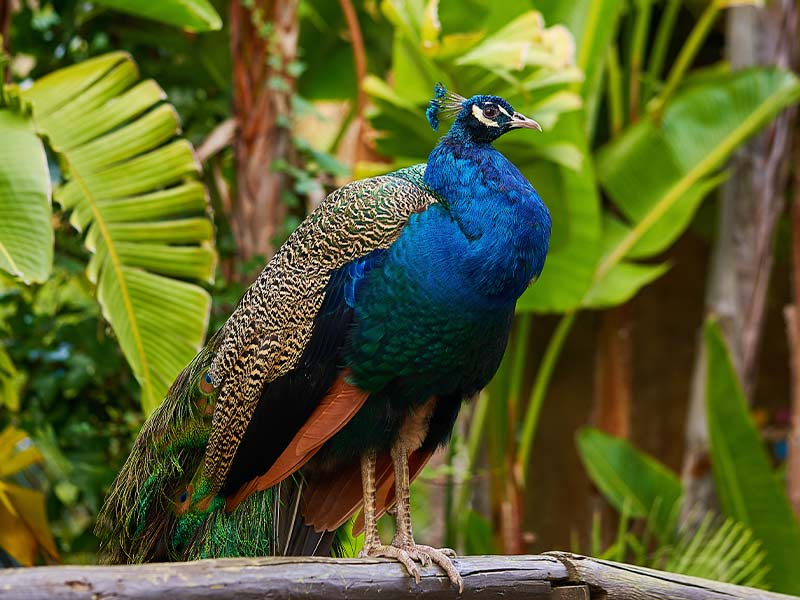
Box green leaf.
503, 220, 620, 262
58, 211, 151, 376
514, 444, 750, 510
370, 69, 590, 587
513, 116, 600, 312
537, 0, 623, 136
456, 12, 572, 71
705, 320, 800, 594
587, 67, 800, 306
0, 345, 24, 412
0, 110, 52, 284
93, 0, 222, 32
391, 34, 441, 104
660, 514, 769, 589
582, 260, 668, 309
627, 172, 727, 260
21, 52, 214, 413
576, 427, 682, 542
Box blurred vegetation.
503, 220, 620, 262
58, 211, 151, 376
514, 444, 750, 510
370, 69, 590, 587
1, 0, 799, 594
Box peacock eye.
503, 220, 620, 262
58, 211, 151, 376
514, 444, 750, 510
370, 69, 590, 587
482, 105, 499, 119
198, 370, 216, 395
178, 490, 189, 503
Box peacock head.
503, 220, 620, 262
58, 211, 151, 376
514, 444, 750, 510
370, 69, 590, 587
426, 83, 541, 144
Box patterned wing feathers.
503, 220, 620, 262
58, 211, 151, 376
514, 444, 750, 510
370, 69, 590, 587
203, 167, 436, 491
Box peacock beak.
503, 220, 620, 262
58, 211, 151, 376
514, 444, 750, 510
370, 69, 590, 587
508, 112, 542, 132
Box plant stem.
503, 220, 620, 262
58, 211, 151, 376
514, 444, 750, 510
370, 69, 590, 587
337, 0, 367, 117
628, 0, 653, 123
650, 0, 722, 116
614, 498, 632, 562
645, 0, 681, 97
606, 44, 624, 136
508, 314, 532, 421
514, 311, 577, 485
454, 391, 490, 548
443, 432, 457, 548
327, 101, 357, 155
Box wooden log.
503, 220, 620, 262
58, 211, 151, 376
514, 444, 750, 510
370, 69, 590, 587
0, 555, 567, 600
1, 553, 798, 600
548, 552, 799, 600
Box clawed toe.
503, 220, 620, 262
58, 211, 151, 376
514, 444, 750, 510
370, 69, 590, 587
416, 544, 457, 558
360, 544, 422, 583
360, 541, 463, 592
408, 548, 432, 566
393, 542, 463, 592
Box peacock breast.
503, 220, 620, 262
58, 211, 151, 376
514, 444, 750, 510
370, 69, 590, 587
344, 205, 518, 395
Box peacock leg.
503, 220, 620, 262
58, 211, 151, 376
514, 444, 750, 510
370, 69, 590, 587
387, 439, 463, 592
358, 449, 426, 582
357, 450, 381, 549
357, 443, 463, 590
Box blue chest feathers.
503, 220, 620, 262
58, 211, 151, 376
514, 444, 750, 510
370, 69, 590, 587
409, 139, 551, 307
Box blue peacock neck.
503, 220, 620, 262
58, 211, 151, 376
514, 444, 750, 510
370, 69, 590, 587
423, 134, 551, 305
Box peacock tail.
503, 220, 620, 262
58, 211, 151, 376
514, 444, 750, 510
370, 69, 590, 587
95, 332, 222, 562
95, 326, 344, 562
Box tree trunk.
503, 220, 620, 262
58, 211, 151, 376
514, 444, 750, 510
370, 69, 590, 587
784, 304, 800, 518
1, 0, 13, 75
680, 1, 797, 521
786, 141, 800, 519
590, 304, 633, 548
229, 0, 299, 273
592, 305, 633, 439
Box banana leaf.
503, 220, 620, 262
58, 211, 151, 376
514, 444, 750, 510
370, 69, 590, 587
537, 0, 623, 136
10, 52, 216, 413
576, 427, 682, 542
93, 0, 221, 32
705, 320, 800, 594
0, 110, 52, 284
586, 67, 800, 307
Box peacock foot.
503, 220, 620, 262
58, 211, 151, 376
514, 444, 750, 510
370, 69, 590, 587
359, 541, 463, 592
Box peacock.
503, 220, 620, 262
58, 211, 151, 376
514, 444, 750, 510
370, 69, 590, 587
96, 84, 550, 590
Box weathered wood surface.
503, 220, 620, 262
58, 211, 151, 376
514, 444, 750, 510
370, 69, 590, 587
548, 552, 799, 600
1, 552, 798, 600
0, 555, 565, 600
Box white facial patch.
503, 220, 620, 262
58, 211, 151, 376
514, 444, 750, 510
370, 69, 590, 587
497, 105, 512, 118
471, 104, 501, 127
